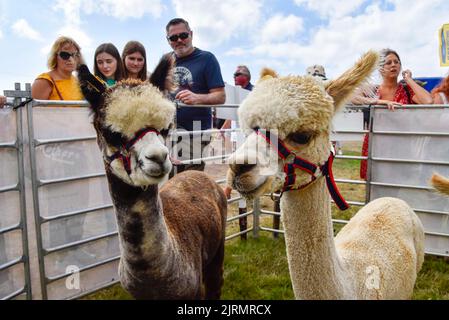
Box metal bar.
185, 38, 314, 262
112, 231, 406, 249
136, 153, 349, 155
227, 196, 243, 204
252, 198, 260, 238
335, 155, 368, 160
226, 210, 253, 222
180, 155, 229, 165
225, 227, 254, 241
171, 128, 241, 137
373, 130, 449, 136
16, 90, 32, 299
334, 178, 367, 185
41, 204, 114, 223
46, 256, 121, 283
0, 256, 23, 271
0, 223, 21, 235
35, 136, 97, 146
332, 219, 349, 225
1, 287, 27, 300
365, 106, 374, 204
0, 142, 17, 148
369, 181, 431, 191
373, 104, 448, 109
333, 130, 369, 134
259, 226, 284, 234
39, 172, 106, 187
26, 100, 48, 300
0, 184, 19, 193
44, 231, 118, 255
424, 230, 449, 238
372, 157, 449, 166
67, 280, 121, 300
260, 209, 281, 217
32, 100, 90, 107
414, 208, 449, 216
424, 250, 449, 257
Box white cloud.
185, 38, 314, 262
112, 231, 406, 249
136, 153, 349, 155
261, 14, 304, 43
0, 29, 3, 39
81, 0, 166, 19
12, 19, 43, 41
172, 0, 263, 48
228, 0, 448, 78
294, 0, 366, 18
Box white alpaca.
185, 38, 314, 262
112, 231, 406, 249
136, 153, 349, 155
227, 51, 424, 299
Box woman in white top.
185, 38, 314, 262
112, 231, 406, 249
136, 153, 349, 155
432, 75, 449, 104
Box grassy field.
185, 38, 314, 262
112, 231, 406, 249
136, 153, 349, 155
84, 141, 449, 300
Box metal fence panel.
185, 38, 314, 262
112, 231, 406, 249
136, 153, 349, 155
370, 106, 449, 256
0, 104, 31, 300
25, 103, 119, 299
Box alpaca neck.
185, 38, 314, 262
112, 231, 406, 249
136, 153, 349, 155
281, 178, 353, 299
106, 172, 175, 279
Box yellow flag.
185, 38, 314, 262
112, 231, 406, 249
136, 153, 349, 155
440, 24, 449, 67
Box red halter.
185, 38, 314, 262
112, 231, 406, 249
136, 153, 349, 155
255, 129, 349, 211
106, 128, 160, 175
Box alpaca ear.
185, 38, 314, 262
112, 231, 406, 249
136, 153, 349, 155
78, 64, 107, 111
257, 68, 278, 84
150, 53, 175, 93
325, 50, 379, 112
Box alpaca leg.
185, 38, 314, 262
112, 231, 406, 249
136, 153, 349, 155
204, 241, 225, 300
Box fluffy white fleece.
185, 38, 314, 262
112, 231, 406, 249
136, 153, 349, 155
238, 74, 334, 139
104, 83, 175, 138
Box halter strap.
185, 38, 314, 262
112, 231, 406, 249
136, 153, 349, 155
255, 129, 349, 211
106, 128, 160, 175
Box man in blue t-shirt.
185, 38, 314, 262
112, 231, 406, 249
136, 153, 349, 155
166, 17, 226, 173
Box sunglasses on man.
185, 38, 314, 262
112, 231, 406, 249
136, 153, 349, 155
167, 32, 190, 42
234, 72, 248, 78
58, 51, 80, 60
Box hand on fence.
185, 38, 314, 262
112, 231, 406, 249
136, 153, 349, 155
169, 156, 182, 165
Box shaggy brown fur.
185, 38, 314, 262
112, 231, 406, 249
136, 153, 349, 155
78, 56, 227, 299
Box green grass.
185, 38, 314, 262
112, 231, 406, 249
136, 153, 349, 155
83, 141, 449, 300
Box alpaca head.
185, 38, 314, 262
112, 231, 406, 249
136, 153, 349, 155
228, 51, 379, 199
79, 55, 176, 187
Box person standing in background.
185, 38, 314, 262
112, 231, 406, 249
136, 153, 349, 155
94, 43, 124, 87
122, 41, 148, 81
165, 17, 225, 173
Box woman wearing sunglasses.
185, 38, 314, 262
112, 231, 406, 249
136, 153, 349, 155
122, 41, 148, 81
31, 36, 84, 101
94, 43, 124, 87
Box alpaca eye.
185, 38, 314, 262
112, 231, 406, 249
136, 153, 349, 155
288, 132, 312, 145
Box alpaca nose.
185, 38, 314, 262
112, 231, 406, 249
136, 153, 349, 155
145, 150, 168, 165
229, 163, 256, 176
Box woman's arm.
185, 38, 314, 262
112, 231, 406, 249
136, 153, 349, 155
31, 79, 53, 99
402, 70, 433, 104
432, 92, 443, 105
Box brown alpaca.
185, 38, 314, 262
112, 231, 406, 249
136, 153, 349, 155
77, 56, 227, 299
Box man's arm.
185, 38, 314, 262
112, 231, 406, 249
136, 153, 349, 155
175, 87, 225, 105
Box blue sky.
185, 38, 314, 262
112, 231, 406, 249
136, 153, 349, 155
0, 0, 448, 93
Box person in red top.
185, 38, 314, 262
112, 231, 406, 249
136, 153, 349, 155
352, 48, 432, 180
